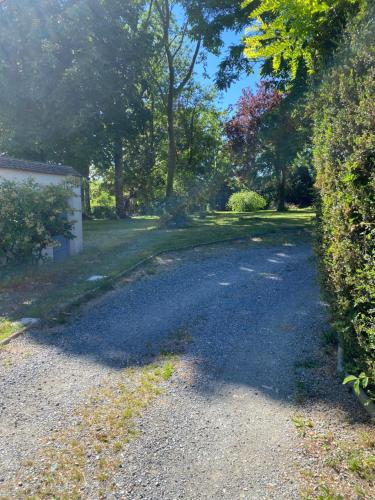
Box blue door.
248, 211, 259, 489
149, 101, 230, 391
53, 235, 70, 261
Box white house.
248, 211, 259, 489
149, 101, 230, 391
0, 156, 83, 261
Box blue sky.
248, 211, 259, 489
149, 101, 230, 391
195, 29, 261, 111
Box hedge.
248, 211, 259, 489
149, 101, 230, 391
313, 7, 375, 379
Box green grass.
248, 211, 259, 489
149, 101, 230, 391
0, 317, 23, 342
0, 209, 314, 335
292, 413, 314, 437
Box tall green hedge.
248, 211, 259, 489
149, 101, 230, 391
313, 8, 375, 378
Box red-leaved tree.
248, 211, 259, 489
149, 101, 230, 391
225, 81, 283, 177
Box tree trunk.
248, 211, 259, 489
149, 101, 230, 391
188, 110, 195, 169
277, 166, 287, 212
156, 1, 201, 205
114, 138, 126, 218
145, 97, 156, 210
165, 85, 176, 203
82, 177, 91, 218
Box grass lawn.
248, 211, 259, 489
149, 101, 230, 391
0, 209, 314, 339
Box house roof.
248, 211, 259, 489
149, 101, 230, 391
0, 156, 81, 177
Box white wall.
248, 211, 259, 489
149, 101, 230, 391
0, 168, 83, 256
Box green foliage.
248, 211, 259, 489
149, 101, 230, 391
0, 179, 74, 264
285, 148, 315, 208
90, 179, 116, 220
243, 0, 364, 80
313, 8, 375, 380
343, 373, 375, 402
227, 190, 267, 212
291, 413, 314, 437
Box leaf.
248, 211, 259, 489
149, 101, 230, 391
353, 379, 360, 396
362, 377, 369, 389
343, 375, 357, 384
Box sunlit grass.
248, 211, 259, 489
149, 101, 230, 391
0, 317, 23, 342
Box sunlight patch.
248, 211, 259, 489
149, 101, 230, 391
260, 273, 282, 281
87, 275, 108, 282
240, 266, 254, 272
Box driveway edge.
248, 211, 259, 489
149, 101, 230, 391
1, 226, 309, 346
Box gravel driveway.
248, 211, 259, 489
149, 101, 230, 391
0, 241, 328, 498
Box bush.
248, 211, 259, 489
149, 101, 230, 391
91, 205, 117, 220
227, 191, 266, 212
0, 178, 75, 264
313, 8, 375, 380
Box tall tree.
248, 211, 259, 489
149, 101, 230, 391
0, 0, 154, 218
153, 0, 202, 203
225, 81, 308, 211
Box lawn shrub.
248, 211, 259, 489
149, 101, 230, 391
227, 190, 266, 212
313, 7, 375, 380
0, 178, 75, 265
91, 205, 117, 220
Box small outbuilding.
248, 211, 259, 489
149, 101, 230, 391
0, 156, 83, 261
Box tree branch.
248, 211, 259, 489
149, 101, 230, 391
171, 21, 188, 59
176, 37, 201, 95
143, 0, 154, 30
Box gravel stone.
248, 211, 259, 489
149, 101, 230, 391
0, 242, 331, 498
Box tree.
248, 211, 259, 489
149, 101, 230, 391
225, 81, 285, 207
225, 80, 310, 211
55, 0, 154, 218
153, 0, 202, 203
173, 85, 231, 210
0, 0, 154, 218
181, 0, 256, 89
225, 81, 282, 175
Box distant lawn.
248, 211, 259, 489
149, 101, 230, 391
0, 209, 315, 338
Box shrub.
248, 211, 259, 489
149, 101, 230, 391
0, 178, 75, 264
91, 205, 117, 220
227, 191, 266, 212
313, 8, 375, 380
